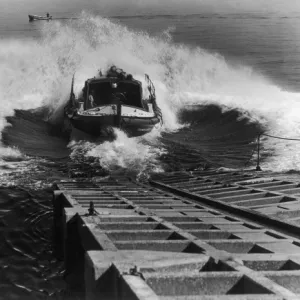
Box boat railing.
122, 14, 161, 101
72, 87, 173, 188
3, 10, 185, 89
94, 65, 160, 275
145, 74, 163, 125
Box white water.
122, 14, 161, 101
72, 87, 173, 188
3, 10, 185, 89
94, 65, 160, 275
69, 129, 165, 178
1, 12, 300, 172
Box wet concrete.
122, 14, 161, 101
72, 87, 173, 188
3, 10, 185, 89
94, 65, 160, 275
53, 173, 300, 299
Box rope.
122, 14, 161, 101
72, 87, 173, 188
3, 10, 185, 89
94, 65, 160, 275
244, 146, 256, 167
261, 132, 300, 142
254, 131, 300, 171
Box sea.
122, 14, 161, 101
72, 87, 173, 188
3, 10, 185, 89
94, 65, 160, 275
1, 0, 300, 298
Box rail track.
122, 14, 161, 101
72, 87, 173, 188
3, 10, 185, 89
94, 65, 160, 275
53, 171, 300, 299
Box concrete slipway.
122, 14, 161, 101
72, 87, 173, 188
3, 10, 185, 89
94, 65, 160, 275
53, 170, 300, 299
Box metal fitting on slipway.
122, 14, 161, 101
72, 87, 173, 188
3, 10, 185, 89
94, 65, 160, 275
88, 200, 96, 216
123, 266, 144, 280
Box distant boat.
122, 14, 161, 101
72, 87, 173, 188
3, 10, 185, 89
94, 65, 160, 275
28, 14, 52, 21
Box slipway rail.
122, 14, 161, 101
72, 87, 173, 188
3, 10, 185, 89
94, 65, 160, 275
53, 173, 300, 299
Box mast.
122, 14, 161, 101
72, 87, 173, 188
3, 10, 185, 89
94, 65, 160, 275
70, 74, 75, 106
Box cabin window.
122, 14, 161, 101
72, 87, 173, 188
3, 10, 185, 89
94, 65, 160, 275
89, 81, 143, 108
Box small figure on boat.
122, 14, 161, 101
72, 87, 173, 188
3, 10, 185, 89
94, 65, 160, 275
46, 12, 50, 18
88, 89, 95, 108
63, 65, 163, 137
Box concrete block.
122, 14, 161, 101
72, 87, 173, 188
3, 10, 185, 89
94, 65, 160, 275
114, 240, 191, 252
174, 223, 220, 230
207, 241, 273, 254
145, 273, 272, 296
257, 242, 300, 254
215, 224, 261, 231
233, 196, 289, 207
85, 250, 213, 300
266, 271, 300, 294
188, 230, 240, 240
243, 259, 300, 271
120, 275, 159, 300
95, 222, 162, 231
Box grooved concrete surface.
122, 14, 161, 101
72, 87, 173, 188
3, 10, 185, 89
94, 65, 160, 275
54, 174, 300, 300
151, 170, 300, 226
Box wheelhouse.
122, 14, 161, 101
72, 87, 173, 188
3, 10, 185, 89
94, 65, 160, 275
81, 77, 144, 110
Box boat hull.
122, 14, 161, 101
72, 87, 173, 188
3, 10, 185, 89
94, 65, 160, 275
69, 115, 159, 137
65, 104, 160, 137
29, 15, 52, 21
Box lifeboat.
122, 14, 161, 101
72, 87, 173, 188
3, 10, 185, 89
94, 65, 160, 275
64, 66, 163, 137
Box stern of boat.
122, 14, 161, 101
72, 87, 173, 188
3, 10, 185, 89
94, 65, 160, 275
67, 104, 160, 137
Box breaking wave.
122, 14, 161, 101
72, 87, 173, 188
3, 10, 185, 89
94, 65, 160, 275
1, 12, 300, 173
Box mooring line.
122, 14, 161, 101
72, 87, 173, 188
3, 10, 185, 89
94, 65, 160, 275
262, 132, 300, 141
